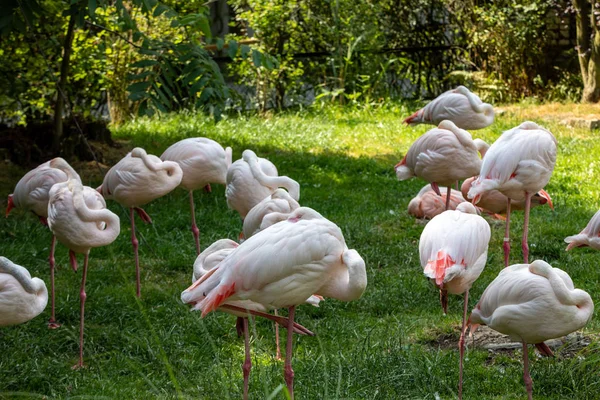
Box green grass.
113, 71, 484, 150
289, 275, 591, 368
1, 103, 599, 399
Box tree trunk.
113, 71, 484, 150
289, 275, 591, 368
52, 12, 77, 151
575, 0, 600, 103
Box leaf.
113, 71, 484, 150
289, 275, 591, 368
88, 0, 96, 19
240, 45, 250, 59
129, 91, 149, 101
131, 59, 158, 68
216, 37, 224, 51
153, 4, 169, 17
251, 49, 262, 68
127, 81, 152, 92
197, 16, 211, 38
227, 40, 238, 59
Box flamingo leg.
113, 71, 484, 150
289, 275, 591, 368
458, 290, 469, 400
284, 306, 296, 400
522, 342, 533, 400
48, 235, 60, 329
455, 180, 459, 190
445, 186, 451, 210
275, 309, 282, 360
522, 192, 532, 264
431, 182, 442, 196
73, 252, 88, 369
439, 288, 448, 315
189, 190, 201, 255
130, 208, 141, 298
503, 198, 511, 268
242, 317, 251, 400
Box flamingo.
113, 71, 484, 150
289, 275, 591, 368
418, 202, 490, 399
98, 147, 182, 297
461, 177, 553, 215
395, 121, 487, 210
404, 86, 494, 130
467, 121, 557, 267
469, 260, 594, 400
160, 138, 233, 254
242, 188, 300, 240
48, 179, 120, 368
226, 150, 300, 220
181, 207, 367, 400
565, 210, 600, 251
191, 238, 318, 399
0, 257, 48, 327
6, 157, 81, 328
408, 183, 466, 219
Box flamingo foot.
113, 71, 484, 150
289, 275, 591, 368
69, 250, 78, 272
71, 362, 86, 370
134, 207, 153, 224
48, 319, 61, 329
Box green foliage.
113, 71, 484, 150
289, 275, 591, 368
1, 103, 599, 398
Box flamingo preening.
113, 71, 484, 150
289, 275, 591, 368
565, 210, 600, 251
407, 183, 467, 219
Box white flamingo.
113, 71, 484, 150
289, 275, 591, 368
160, 138, 232, 254
565, 210, 600, 251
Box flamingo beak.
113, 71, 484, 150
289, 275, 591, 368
472, 194, 481, 205
6, 194, 14, 217
539, 189, 554, 210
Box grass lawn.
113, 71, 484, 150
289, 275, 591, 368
1, 103, 599, 399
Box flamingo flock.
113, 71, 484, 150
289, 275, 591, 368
1, 85, 597, 399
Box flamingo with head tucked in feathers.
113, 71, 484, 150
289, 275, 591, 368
242, 188, 300, 240
226, 150, 300, 221
395, 121, 487, 210
6, 157, 80, 328
160, 138, 232, 255
418, 202, 490, 399
181, 207, 367, 400
0, 257, 48, 327
408, 183, 467, 219
469, 260, 593, 400
564, 210, 600, 251
48, 179, 120, 369
404, 86, 494, 130
98, 148, 182, 297
467, 121, 557, 267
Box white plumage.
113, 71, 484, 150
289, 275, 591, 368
565, 210, 600, 251
0, 257, 48, 327
243, 188, 300, 239
404, 86, 494, 130
408, 183, 466, 219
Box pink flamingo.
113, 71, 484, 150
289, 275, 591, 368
469, 260, 593, 400
191, 238, 317, 400
242, 188, 300, 240
98, 147, 182, 297
565, 210, 600, 251
467, 121, 557, 267
6, 157, 80, 328
407, 183, 466, 219
0, 257, 48, 327
395, 120, 487, 210
404, 86, 494, 130
160, 138, 232, 254
181, 207, 367, 400
226, 150, 300, 220
419, 202, 490, 399
47, 180, 120, 368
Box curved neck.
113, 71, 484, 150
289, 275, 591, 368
474, 139, 490, 158
132, 148, 177, 173
72, 182, 121, 241
455, 86, 494, 116
50, 157, 80, 181
318, 249, 367, 301
0, 257, 43, 294
245, 152, 300, 200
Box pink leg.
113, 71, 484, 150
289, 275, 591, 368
439, 288, 448, 315
445, 186, 451, 210
503, 198, 511, 268
455, 180, 459, 190
189, 191, 200, 255
522, 192, 532, 264
431, 182, 441, 196
48, 236, 60, 329
72, 252, 88, 369
242, 317, 251, 400
134, 207, 153, 224
275, 309, 282, 360
522, 342, 533, 400
285, 306, 296, 400
131, 208, 141, 298
458, 290, 469, 400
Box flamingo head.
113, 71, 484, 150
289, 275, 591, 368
537, 189, 554, 210
6, 194, 14, 217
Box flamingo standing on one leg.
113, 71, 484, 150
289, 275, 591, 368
181, 207, 367, 400
404, 86, 494, 130
48, 179, 120, 368
564, 210, 600, 251
226, 150, 300, 221
191, 238, 316, 400
0, 257, 48, 327
98, 148, 182, 297
407, 183, 467, 219
6, 157, 80, 328
469, 260, 594, 400
418, 202, 491, 399
160, 138, 232, 254
395, 121, 486, 210
467, 121, 557, 267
